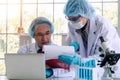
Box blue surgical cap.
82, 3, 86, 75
29, 17, 54, 38
64, 0, 96, 19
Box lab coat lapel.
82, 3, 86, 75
87, 19, 98, 56
29, 43, 37, 53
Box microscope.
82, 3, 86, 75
98, 36, 120, 80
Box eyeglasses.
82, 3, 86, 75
65, 15, 81, 22
34, 31, 51, 38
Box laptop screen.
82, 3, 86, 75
5, 54, 46, 80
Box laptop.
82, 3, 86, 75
5, 54, 46, 80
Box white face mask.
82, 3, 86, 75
70, 21, 85, 30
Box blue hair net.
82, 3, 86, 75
29, 17, 54, 38
64, 0, 96, 19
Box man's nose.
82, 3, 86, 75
41, 35, 48, 41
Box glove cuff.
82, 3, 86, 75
46, 68, 53, 78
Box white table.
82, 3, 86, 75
1, 76, 120, 80
0, 76, 75, 80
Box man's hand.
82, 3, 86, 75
69, 42, 79, 52
58, 55, 81, 65
59, 55, 96, 68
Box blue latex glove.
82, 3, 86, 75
58, 55, 81, 65
58, 55, 96, 68
46, 69, 53, 78
69, 42, 79, 52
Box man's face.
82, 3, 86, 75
34, 25, 51, 48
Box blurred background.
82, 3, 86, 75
0, 0, 120, 75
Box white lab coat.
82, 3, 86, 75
17, 43, 75, 78
66, 15, 120, 79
